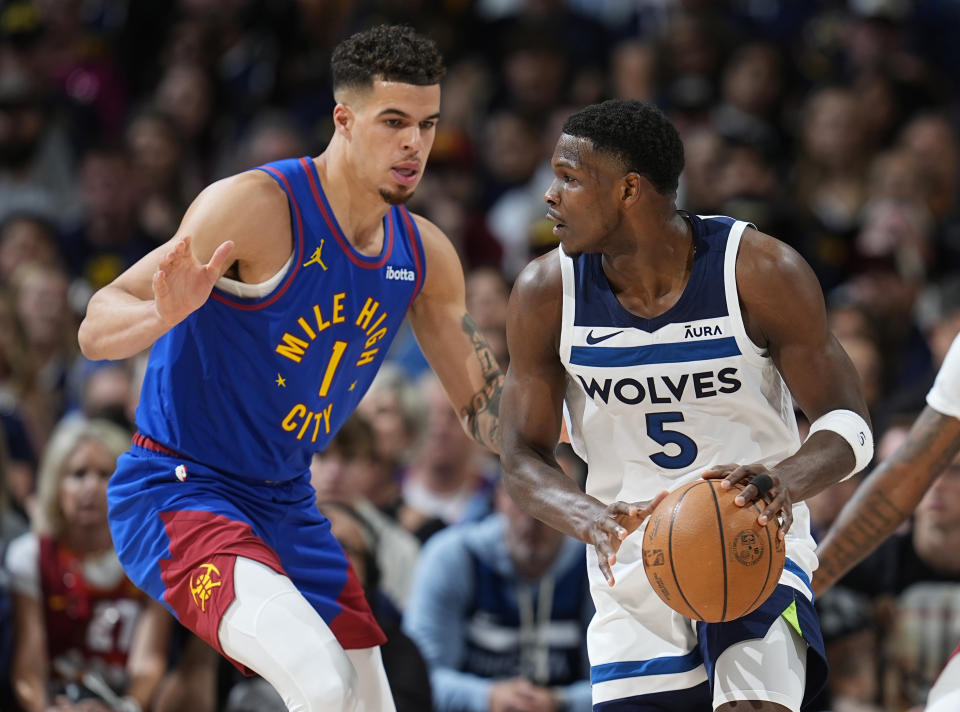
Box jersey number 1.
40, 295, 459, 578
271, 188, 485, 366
318, 340, 348, 397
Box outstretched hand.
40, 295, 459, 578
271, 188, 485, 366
152, 235, 234, 326
701, 463, 792, 538
589, 491, 668, 587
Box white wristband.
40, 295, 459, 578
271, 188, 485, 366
806, 409, 873, 480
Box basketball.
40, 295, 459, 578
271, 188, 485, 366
641, 479, 784, 623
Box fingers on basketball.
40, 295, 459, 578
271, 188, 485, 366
641, 479, 785, 622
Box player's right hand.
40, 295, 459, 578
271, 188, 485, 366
590, 492, 668, 587
152, 235, 234, 326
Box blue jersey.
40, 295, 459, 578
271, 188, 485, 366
135, 157, 426, 482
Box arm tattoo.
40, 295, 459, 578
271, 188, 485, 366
819, 407, 960, 582
458, 313, 504, 452
818, 489, 905, 581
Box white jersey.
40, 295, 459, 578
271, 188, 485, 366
559, 214, 816, 586
927, 332, 960, 421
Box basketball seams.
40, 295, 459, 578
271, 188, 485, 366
668, 482, 704, 621
643, 479, 783, 623
741, 493, 776, 617
706, 481, 729, 622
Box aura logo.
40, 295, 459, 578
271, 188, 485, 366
684, 324, 723, 338
385, 265, 415, 281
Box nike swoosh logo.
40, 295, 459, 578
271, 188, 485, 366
585, 329, 623, 345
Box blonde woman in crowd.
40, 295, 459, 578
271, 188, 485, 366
5, 418, 170, 712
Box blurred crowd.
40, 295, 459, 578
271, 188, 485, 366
0, 0, 958, 710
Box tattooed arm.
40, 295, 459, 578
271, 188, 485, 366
408, 215, 504, 453
813, 405, 960, 596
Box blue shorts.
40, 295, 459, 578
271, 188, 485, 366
107, 439, 384, 672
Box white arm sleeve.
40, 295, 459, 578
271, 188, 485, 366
927, 333, 960, 420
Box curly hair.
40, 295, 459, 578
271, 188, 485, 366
562, 100, 684, 194
331, 25, 445, 92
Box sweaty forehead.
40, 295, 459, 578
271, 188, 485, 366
553, 133, 592, 167
553, 133, 624, 176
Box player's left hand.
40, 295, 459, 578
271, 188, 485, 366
701, 463, 792, 538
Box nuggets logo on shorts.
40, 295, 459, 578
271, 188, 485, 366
190, 562, 222, 611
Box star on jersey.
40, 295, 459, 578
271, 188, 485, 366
276, 374, 286, 387
303, 239, 328, 270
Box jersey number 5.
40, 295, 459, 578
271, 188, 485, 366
646, 412, 698, 469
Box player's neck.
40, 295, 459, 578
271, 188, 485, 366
601, 211, 694, 319
313, 151, 390, 256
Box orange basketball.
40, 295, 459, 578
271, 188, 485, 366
641, 479, 784, 623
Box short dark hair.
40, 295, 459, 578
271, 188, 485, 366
331, 25, 445, 93
562, 100, 684, 193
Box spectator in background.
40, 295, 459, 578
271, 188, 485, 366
0, 431, 28, 549
404, 482, 593, 712
10, 262, 77, 454
230, 110, 309, 175
655, 9, 726, 128
124, 109, 190, 245
712, 40, 786, 163
677, 125, 723, 215
0, 211, 62, 285
0, 61, 80, 229
0, 419, 27, 712
0, 288, 38, 517
357, 363, 426, 506
793, 86, 870, 289
814, 586, 884, 712
60, 145, 155, 296
78, 360, 137, 430
835, 331, 885, 425
320, 502, 432, 712
5, 418, 171, 712
151, 61, 216, 192
310, 414, 421, 611
483, 108, 562, 279
465, 267, 510, 370
609, 38, 656, 103
898, 113, 960, 276
878, 453, 960, 709
401, 373, 497, 542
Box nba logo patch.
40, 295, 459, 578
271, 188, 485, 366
175, 464, 187, 482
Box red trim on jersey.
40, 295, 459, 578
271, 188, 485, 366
211, 165, 304, 310
300, 157, 393, 269
132, 432, 181, 457
400, 207, 425, 313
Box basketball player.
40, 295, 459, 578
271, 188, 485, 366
77, 26, 503, 712
499, 99, 873, 712
814, 332, 960, 712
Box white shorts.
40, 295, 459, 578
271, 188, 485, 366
587, 531, 826, 712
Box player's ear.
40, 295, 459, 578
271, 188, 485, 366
333, 103, 354, 137
621, 172, 644, 206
